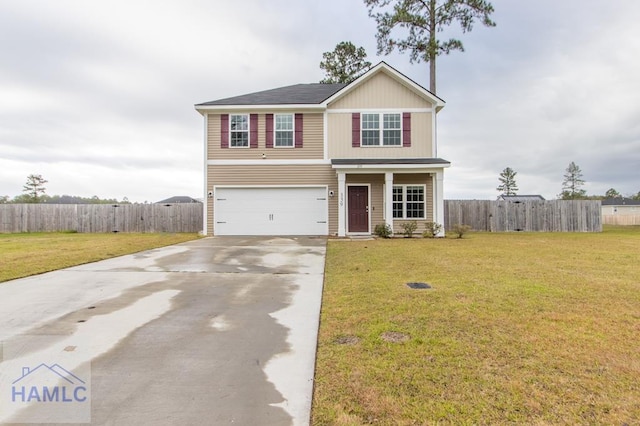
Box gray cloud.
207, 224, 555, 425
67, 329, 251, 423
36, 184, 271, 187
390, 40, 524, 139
1, 0, 639, 202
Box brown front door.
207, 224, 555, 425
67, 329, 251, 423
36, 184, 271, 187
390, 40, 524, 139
348, 186, 369, 233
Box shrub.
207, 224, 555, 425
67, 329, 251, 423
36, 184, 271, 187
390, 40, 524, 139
422, 222, 443, 238
374, 223, 393, 238
451, 224, 472, 239
400, 221, 418, 238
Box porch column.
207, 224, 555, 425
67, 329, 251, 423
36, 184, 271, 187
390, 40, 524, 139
337, 171, 346, 237
384, 172, 394, 233
434, 170, 445, 237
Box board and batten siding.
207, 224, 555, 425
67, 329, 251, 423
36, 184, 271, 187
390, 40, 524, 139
327, 112, 433, 159
207, 113, 324, 160
328, 71, 433, 110
206, 164, 337, 235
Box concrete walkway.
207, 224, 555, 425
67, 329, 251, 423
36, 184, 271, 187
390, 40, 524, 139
0, 237, 326, 425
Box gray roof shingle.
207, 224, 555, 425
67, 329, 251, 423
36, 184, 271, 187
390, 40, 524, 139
331, 158, 451, 166
601, 197, 640, 206
197, 83, 347, 106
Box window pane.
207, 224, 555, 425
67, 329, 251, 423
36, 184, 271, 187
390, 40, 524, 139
230, 115, 248, 131
362, 114, 379, 130
405, 186, 424, 218
383, 114, 401, 146
362, 130, 380, 146
383, 113, 400, 129
275, 114, 294, 147
275, 115, 293, 130
230, 132, 248, 147
383, 129, 401, 146
275, 131, 293, 147
393, 186, 403, 218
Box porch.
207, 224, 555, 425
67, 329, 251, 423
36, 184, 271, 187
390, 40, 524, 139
331, 159, 450, 237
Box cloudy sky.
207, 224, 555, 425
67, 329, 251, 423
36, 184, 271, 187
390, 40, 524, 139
1, 0, 639, 202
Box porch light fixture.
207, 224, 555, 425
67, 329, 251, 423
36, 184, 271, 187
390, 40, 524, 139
261, 153, 266, 159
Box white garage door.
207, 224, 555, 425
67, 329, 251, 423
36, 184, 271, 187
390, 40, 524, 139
214, 187, 328, 236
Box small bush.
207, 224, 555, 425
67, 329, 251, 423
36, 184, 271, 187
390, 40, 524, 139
422, 222, 443, 238
400, 221, 418, 238
451, 224, 472, 239
374, 223, 392, 238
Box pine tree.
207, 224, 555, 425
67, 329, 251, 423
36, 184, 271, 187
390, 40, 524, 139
364, 0, 495, 94
22, 174, 48, 203
496, 167, 518, 196
320, 42, 372, 84
559, 162, 587, 200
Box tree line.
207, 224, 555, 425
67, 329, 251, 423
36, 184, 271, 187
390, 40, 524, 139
497, 163, 640, 200
0, 174, 131, 204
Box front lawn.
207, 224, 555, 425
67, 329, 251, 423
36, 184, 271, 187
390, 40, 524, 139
313, 226, 640, 424
0, 232, 200, 282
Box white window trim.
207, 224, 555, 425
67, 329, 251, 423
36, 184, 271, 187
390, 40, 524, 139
274, 113, 295, 148
229, 114, 250, 149
361, 112, 402, 147
392, 184, 426, 219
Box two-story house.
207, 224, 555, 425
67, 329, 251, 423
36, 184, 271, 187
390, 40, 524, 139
195, 62, 450, 237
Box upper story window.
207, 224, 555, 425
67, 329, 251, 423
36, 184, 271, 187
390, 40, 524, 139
275, 114, 294, 147
230, 114, 249, 147
361, 113, 401, 146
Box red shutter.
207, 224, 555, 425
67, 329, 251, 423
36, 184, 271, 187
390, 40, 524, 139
250, 114, 258, 148
352, 113, 360, 147
221, 114, 229, 149
265, 114, 273, 148
295, 113, 303, 148
402, 112, 411, 147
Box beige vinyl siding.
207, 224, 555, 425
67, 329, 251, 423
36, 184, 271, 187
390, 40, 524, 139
328, 71, 433, 110
206, 164, 337, 235
327, 112, 433, 158
207, 113, 324, 160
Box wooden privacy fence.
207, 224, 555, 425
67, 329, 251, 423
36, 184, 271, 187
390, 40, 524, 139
0, 204, 203, 233
444, 200, 602, 232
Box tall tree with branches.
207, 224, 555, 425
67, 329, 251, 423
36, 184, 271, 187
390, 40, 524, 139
364, 0, 495, 94
497, 167, 518, 196
559, 162, 587, 200
320, 41, 372, 84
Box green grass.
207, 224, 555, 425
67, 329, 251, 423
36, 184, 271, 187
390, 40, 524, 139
313, 226, 640, 425
0, 232, 200, 282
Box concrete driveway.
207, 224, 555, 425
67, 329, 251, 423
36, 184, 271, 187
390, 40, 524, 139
0, 236, 326, 425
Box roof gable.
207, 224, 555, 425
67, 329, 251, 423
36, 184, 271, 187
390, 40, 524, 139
324, 62, 445, 111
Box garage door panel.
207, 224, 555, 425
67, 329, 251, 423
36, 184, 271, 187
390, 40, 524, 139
215, 187, 328, 236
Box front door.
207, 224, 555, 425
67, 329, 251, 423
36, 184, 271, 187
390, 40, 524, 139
348, 186, 369, 233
